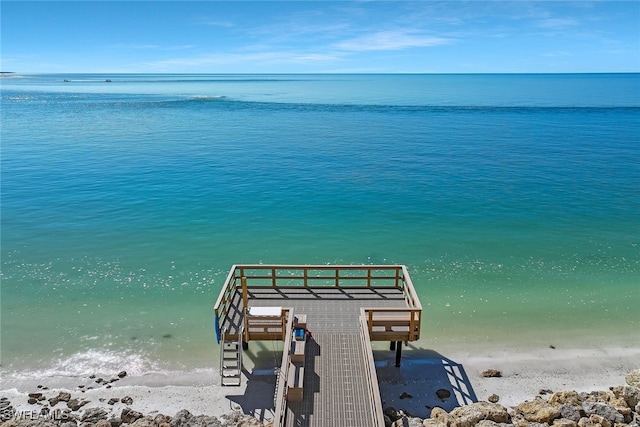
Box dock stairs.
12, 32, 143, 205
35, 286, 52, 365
220, 327, 242, 386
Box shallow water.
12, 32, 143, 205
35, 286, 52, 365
1, 73, 638, 380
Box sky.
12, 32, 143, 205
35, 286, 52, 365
1, 1, 639, 73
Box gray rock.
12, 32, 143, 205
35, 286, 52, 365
581, 401, 623, 425
384, 407, 400, 422
120, 397, 133, 406
169, 409, 192, 427
120, 408, 144, 424
81, 408, 108, 423
559, 404, 582, 422
108, 417, 122, 427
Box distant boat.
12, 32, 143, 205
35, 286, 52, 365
64, 79, 70, 82
105, 79, 112, 82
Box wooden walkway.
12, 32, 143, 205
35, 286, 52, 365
213, 265, 423, 427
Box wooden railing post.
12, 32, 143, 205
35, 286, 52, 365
272, 268, 277, 287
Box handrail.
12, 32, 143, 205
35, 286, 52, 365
214, 265, 422, 343
359, 309, 386, 427
272, 308, 294, 427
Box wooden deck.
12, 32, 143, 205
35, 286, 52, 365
213, 265, 422, 427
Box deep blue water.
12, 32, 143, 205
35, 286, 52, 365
1, 74, 639, 379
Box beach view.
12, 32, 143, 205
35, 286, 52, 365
1, 2, 639, 427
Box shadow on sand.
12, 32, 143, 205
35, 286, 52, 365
224, 342, 281, 423
224, 342, 476, 422
375, 346, 477, 419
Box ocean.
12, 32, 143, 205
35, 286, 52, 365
1, 73, 639, 383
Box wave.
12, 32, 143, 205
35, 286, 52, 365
2, 349, 163, 380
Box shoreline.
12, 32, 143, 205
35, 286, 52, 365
2, 345, 638, 423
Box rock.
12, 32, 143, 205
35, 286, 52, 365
429, 407, 449, 425
117, 372, 127, 379
540, 389, 554, 395
581, 402, 623, 425
482, 369, 502, 378
422, 419, 447, 427
28, 393, 43, 399
67, 399, 89, 411
588, 414, 611, 427
81, 408, 108, 423
384, 414, 393, 427
107, 398, 119, 406
488, 394, 500, 403
384, 407, 400, 422
516, 397, 562, 424
109, 418, 122, 427
552, 419, 578, 427
625, 370, 640, 388
129, 417, 155, 427
611, 385, 640, 408
400, 392, 413, 399
121, 408, 144, 424
170, 409, 192, 427
475, 421, 508, 427
550, 391, 583, 407
120, 396, 133, 405
28, 398, 38, 404
95, 421, 112, 427
61, 422, 78, 427
447, 401, 510, 427
436, 389, 451, 400
559, 404, 582, 422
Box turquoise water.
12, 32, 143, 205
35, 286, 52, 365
1, 74, 639, 380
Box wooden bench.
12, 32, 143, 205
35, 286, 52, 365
290, 340, 306, 363
287, 362, 304, 402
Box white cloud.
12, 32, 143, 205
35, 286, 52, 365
535, 18, 579, 29
333, 30, 452, 52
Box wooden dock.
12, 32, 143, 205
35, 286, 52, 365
213, 265, 422, 427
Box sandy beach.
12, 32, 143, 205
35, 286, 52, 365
2, 345, 638, 425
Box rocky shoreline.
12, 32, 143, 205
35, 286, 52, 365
1, 370, 638, 427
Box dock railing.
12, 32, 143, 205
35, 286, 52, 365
272, 308, 294, 427
214, 265, 422, 342
359, 309, 386, 427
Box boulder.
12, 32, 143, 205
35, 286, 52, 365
129, 418, 155, 427
488, 394, 500, 403
625, 370, 640, 388
429, 407, 449, 425
169, 409, 192, 427
550, 391, 583, 407
67, 399, 89, 411
120, 397, 133, 406
384, 407, 400, 422
120, 408, 144, 424
588, 414, 611, 427
611, 385, 640, 408
515, 398, 562, 424
447, 401, 510, 427
81, 408, 108, 423
552, 419, 578, 427
423, 419, 447, 427
580, 402, 623, 425
95, 421, 112, 427
559, 404, 582, 422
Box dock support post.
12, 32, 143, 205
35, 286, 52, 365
390, 341, 396, 351
395, 341, 402, 367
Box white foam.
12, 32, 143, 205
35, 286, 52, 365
5, 349, 162, 380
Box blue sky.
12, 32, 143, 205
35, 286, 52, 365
2, 1, 639, 73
